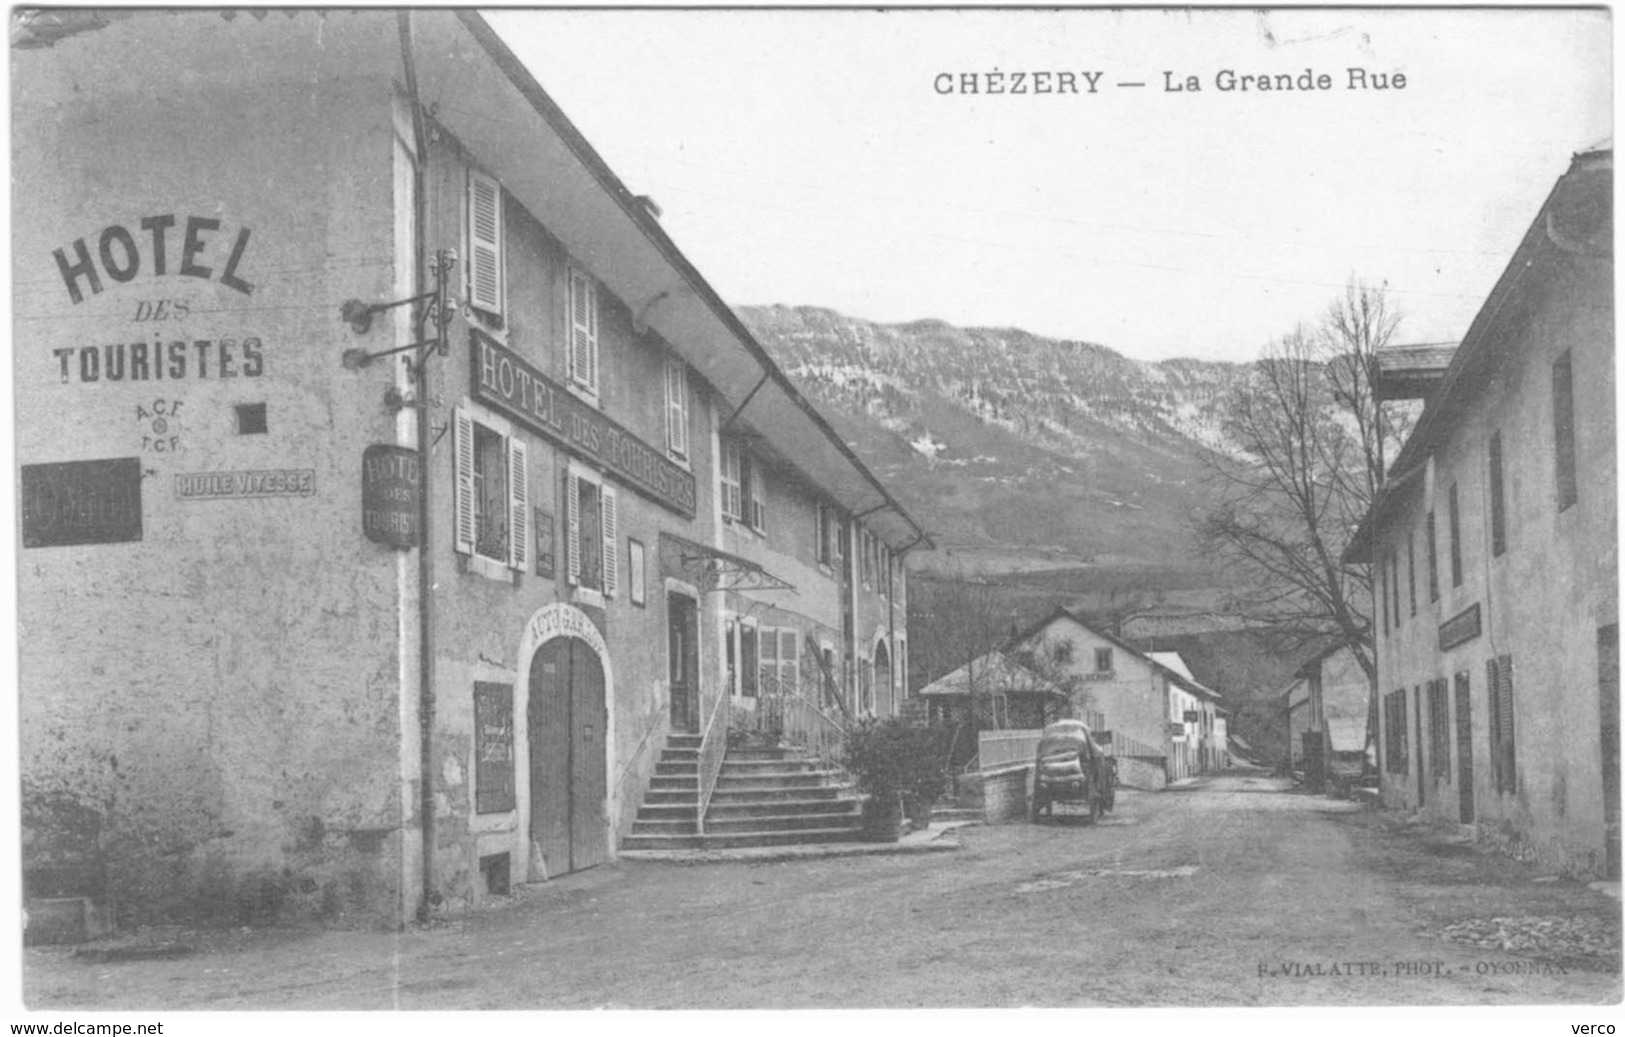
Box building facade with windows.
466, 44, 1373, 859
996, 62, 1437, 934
14, 9, 924, 932
1345, 145, 1616, 878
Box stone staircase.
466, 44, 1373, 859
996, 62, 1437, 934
623, 738, 862, 851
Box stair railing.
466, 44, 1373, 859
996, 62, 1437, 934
756, 671, 848, 770
693, 683, 731, 840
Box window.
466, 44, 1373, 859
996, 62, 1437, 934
1384, 689, 1409, 774
1426, 510, 1439, 602
473, 682, 515, 814
815, 504, 838, 566
860, 529, 874, 587
720, 439, 765, 532
565, 465, 618, 597
740, 621, 759, 697
1448, 483, 1463, 587
1428, 678, 1451, 780
1488, 431, 1506, 557
568, 267, 598, 396
1380, 554, 1390, 636
1391, 553, 1401, 630
757, 627, 800, 695
1407, 530, 1417, 617
1487, 654, 1516, 794
1054, 641, 1073, 665
467, 169, 504, 320
235, 403, 267, 435
1094, 647, 1112, 673
453, 406, 528, 573
1553, 350, 1578, 511
665, 356, 689, 461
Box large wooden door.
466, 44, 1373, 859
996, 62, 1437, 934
1600, 624, 1619, 878
529, 637, 608, 877
668, 593, 698, 732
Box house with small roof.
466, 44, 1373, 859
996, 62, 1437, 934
1282, 642, 1376, 788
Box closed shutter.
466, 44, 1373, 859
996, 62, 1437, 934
565, 470, 581, 585
507, 437, 528, 572
1496, 654, 1516, 794
741, 625, 758, 697
453, 407, 476, 556
467, 170, 503, 317
570, 270, 597, 393
666, 358, 688, 459
601, 485, 618, 598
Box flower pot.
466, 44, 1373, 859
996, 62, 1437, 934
862, 793, 904, 843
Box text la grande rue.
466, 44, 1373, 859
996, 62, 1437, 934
1166, 67, 1406, 92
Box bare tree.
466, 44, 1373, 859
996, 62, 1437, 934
1195, 281, 1411, 683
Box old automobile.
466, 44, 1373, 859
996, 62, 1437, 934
1030, 719, 1115, 822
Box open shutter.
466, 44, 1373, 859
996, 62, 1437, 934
507, 437, 528, 572
601, 485, 618, 598
467, 170, 503, 317
1497, 655, 1516, 793
565, 471, 581, 585
666, 359, 688, 458
759, 628, 777, 693
453, 407, 476, 556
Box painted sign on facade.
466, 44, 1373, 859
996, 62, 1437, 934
175, 469, 315, 500
534, 507, 555, 578
470, 330, 697, 516
474, 682, 516, 814
21, 457, 143, 547
361, 445, 418, 549
1439, 603, 1483, 651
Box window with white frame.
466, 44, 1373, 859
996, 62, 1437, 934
466, 169, 504, 322
665, 356, 689, 461
815, 503, 844, 566
568, 267, 599, 397
453, 406, 528, 573
1094, 647, 1113, 673
565, 463, 618, 597
757, 627, 799, 695
721, 439, 765, 532
724, 616, 760, 698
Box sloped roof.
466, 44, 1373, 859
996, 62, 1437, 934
1017, 608, 1222, 701
917, 651, 1066, 698
1346, 145, 1612, 563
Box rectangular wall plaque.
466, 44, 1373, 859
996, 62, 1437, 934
471, 329, 697, 516
21, 457, 142, 547
1439, 602, 1482, 651
176, 469, 315, 501
361, 445, 418, 549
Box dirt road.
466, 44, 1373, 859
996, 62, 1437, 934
21, 774, 1622, 1009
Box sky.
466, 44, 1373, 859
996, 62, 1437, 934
485, 7, 1610, 364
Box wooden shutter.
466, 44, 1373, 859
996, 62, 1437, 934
565, 470, 581, 585
741, 624, 758, 697
467, 170, 503, 317
1496, 654, 1516, 794
666, 358, 688, 458
570, 269, 597, 393
453, 407, 476, 556
601, 485, 618, 598
1554, 350, 1578, 510
1489, 431, 1506, 557
507, 437, 528, 572
759, 627, 777, 692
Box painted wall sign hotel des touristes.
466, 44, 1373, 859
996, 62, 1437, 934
470, 329, 697, 516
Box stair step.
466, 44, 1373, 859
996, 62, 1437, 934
666, 735, 703, 748
718, 758, 827, 772
642, 789, 699, 805
706, 797, 862, 818
649, 776, 698, 791
630, 817, 699, 835
655, 760, 700, 776
716, 773, 845, 790
698, 828, 863, 849
621, 833, 706, 851
660, 747, 700, 760
710, 783, 853, 800
636, 801, 700, 818
702, 810, 862, 834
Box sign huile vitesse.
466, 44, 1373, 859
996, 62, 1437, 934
470, 330, 697, 517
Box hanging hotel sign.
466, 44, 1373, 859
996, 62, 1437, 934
361, 445, 419, 549
470, 330, 697, 517
1438, 602, 1482, 651
21, 457, 142, 548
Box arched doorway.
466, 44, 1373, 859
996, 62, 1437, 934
529, 635, 608, 876
874, 639, 893, 715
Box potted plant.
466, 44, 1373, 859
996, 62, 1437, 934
843, 718, 949, 842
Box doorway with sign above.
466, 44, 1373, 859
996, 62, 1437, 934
529, 635, 608, 876
668, 591, 699, 732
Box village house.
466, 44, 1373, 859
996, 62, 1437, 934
1281, 642, 1376, 789
14, 9, 925, 935
1344, 144, 1615, 878
1018, 610, 1222, 785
